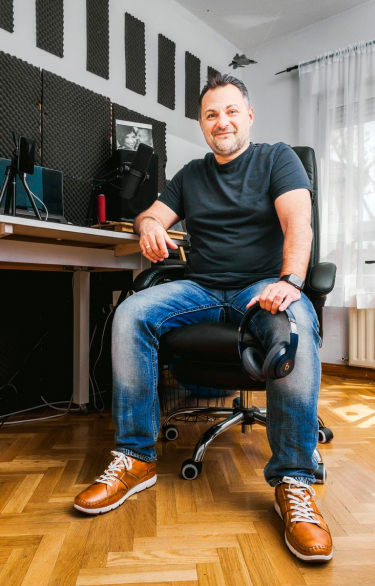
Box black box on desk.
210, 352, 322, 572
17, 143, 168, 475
104, 149, 159, 221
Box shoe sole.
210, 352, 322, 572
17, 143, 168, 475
74, 474, 157, 515
274, 501, 333, 562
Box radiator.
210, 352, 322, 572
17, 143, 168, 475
349, 308, 375, 369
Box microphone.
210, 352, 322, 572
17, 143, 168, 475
119, 142, 154, 202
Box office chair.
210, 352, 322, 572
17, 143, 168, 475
131, 147, 336, 483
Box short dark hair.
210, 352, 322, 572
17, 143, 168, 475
198, 73, 250, 119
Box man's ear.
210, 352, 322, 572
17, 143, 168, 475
249, 107, 254, 128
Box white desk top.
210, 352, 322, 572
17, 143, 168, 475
0, 214, 185, 271
0, 214, 139, 248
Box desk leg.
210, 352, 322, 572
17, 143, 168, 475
133, 257, 151, 281
73, 271, 90, 406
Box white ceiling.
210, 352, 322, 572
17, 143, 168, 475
174, 0, 372, 51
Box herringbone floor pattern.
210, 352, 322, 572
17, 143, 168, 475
1, 374, 375, 585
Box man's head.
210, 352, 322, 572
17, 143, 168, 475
137, 128, 152, 145
198, 73, 254, 163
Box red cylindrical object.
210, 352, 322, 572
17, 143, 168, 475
97, 194, 106, 223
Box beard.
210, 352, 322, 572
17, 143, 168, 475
210, 130, 248, 157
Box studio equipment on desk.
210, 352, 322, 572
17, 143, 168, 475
0, 133, 41, 220
0, 133, 67, 224
87, 143, 158, 226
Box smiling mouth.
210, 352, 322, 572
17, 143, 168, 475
214, 132, 233, 137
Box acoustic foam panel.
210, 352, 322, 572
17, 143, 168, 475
185, 51, 200, 120
0, 51, 41, 164
112, 103, 167, 193
0, 0, 13, 32
208, 66, 220, 80
86, 0, 109, 79
42, 71, 111, 225
125, 13, 146, 95
36, 0, 64, 58
158, 34, 175, 110
62, 176, 92, 226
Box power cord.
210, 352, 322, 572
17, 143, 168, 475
91, 307, 115, 412
0, 332, 48, 395
24, 176, 49, 221
31, 191, 49, 222
0, 395, 75, 426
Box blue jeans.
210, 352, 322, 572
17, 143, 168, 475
112, 278, 322, 486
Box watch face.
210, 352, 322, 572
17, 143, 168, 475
290, 274, 304, 289
282, 274, 304, 289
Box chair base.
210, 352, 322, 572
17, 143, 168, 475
162, 391, 330, 484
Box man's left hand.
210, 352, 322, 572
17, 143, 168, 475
246, 281, 301, 314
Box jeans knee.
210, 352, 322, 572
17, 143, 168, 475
288, 295, 320, 337
113, 294, 149, 336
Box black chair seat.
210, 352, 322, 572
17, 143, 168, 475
160, 322, 261, 363
160, 322, 266, 391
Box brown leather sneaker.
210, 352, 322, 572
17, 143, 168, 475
74, 451, 156, 515
275, 476, 333, 562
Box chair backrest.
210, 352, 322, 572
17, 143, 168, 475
134, 146, 321, 298
292, 146, 320, 286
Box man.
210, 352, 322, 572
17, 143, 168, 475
74, 74, 333, 563
136, 127, 153, 148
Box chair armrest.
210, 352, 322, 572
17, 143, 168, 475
305, 262, 336, 346
133, 265, 186, 292
307, 262, 337, 298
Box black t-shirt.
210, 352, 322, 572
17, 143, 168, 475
159, 142, 311, 289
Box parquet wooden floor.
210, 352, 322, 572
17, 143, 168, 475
1, 374, 375, 585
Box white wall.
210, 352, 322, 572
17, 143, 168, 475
0, 0, 240, 178
242, 2, 375, 365
243, 0, 375, 146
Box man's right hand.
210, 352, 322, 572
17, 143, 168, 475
139, 218, 178, 263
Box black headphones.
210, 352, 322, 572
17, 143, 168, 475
238, 301, 298, 381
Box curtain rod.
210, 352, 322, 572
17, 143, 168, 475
275, 39, 375, 75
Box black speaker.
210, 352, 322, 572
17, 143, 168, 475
103, 149, 158, 221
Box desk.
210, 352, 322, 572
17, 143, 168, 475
0, 215, 185, 407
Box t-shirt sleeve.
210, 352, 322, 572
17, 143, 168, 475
269, 143, 311, 201
158, 167, 185, 220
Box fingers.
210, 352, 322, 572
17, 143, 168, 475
165, 233, 179, 250
140, 230, 177, 263
141, 235, 164, 262
279, 295, 293, 312
247, 284, 300, 314
246, 295, 259, 309
155, 233, 169, 258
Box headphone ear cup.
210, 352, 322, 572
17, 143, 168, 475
262, 342, 288, 379
241, 346, 266, 381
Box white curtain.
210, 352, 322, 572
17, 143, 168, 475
299, 41, 375, 308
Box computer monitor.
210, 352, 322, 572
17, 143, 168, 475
0, 158, 65, 221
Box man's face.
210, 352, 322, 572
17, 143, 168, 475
138, 129, 149, 141
199, 85, 254, 159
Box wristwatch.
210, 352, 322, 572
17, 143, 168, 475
279, 273, 305, 291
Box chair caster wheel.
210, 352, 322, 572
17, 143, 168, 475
318, 427, 334, 443
314, 462, 327, 484
79, 404, 89, 415
232, 397, 240, 408
181, 459, 202, 480
162, 425, 179, 441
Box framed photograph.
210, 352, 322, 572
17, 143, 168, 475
115, 120, 153, 151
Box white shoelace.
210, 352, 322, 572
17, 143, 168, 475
282, 476, 320, 525
95, 451, 133, 487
